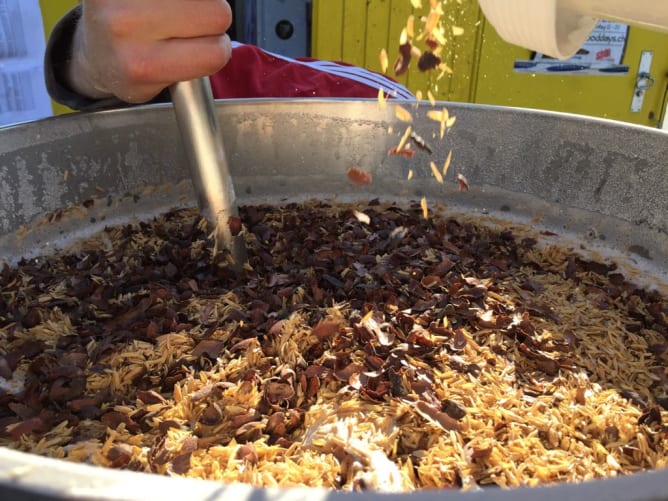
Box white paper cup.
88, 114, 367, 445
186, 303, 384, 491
478, 0, 599, 59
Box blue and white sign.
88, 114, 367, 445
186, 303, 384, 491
514, 21, 630, 75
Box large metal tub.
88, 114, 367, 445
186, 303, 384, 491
0, 100, 666, 500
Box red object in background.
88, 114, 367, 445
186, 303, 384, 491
209, 43, 415, 100
596, 48, 611, 60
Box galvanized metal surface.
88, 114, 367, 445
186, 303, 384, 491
0, 445, 666, 501
169, 78, 247, 268
1, 99, 666, 276
0, 99, 666, 500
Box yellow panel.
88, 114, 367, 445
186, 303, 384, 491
474, 20, 668, 127
312, 0, 345, 61
39, 0, 77, 35
341, 0, 368, 67
312, 0, 484, 102
399, 0, 482, 102
39, 0, 79, 115
404, 2, 432, 99
364, 0, 392, 75
310, 1, 668, 126
384, 0, 412, 89
444, 1, 484, 103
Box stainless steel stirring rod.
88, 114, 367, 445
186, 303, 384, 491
169, 78, 247, 269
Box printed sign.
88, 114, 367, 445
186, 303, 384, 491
514, 21, 630, 75
0, 0, 53, 126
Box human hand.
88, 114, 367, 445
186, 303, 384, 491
67, 0, 233, 103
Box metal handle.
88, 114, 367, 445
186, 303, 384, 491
635, 72, 655, 96
169, 78, 247, 268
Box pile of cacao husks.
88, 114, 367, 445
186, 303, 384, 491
0, 200, 666, 492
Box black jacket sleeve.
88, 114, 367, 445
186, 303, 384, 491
43, 6, 169, 111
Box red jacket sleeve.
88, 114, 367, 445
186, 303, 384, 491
209, 43, 415, 100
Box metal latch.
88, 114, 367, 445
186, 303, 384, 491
631, 51, 654, 113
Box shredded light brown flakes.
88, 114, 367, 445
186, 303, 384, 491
379, 49, 389, 74
429, 161, 444, 183
396, 125, 413, 152
443, 150, 453, 176
395, 105, 414, 123
420, 197, 430, 218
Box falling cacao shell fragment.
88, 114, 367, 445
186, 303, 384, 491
393, 42, 413, 76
